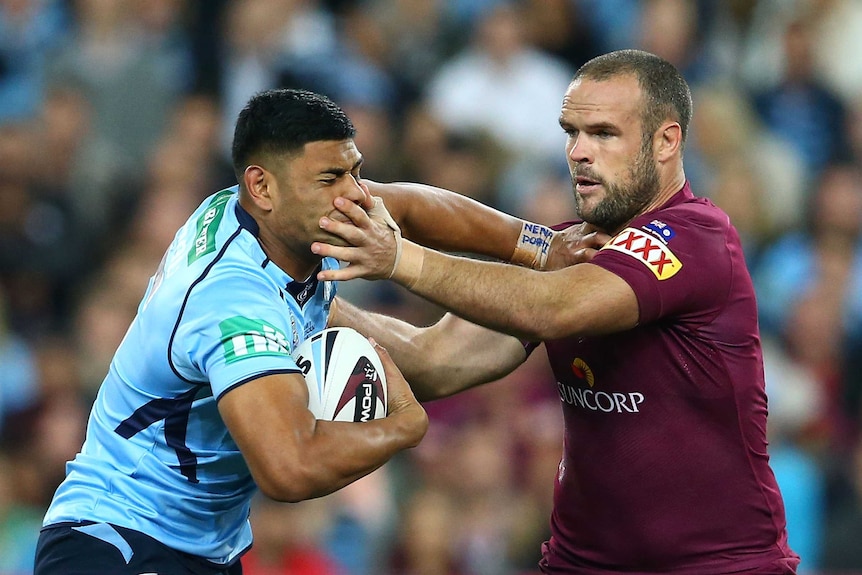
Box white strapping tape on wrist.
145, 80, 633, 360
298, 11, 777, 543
367, 196, 405, 279
511, 221, 554, 270
390, 240, 424, 289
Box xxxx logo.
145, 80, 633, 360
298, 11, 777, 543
602, 227, 682, 280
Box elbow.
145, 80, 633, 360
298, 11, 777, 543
252, 459, 329, 503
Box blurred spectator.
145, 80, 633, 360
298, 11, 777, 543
0, 121, 89, 335
0, 286, 38, 437
821, 440, 862, 570
389, 486, 462, 575
30, 82, 132, 272
749, 15, 850, 180
323, 470, 399, 575
636, 0, 727, 87
806, 0, 862, 105
70, 253, 147, 394
424, 2, 573, 165
701, 157, 773, 264
763, 333, 829, 573
0, 0, 70, 123
361, 0, 464, 105
686, 84, 806, 240
517, 0, 599, 69
47, 0, 191, 181
243, 496, 344, 575
0, 452, 43, 575
219, 0, 339, 155
753, 163, 862, 453
576, 0, 641, 53
753, 163, 862, 343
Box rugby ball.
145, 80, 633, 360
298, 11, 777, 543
292, 327, 387, 422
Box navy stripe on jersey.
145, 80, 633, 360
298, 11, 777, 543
167, 226, 244, 385
115, 387, 208, 483
216, 368, 302, 403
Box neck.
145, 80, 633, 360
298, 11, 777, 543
608, 170, 687, 236
238, 194, 319, 281
643, 171, 686, 215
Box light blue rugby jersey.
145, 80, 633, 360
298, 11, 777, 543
43, 186, 337, 564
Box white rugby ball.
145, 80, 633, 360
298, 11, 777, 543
292, 327, 387, 422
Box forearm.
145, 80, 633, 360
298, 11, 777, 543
388, 241, 638, 341
290, 410, 424, 500
329, 298, 526, 401
367, 181, 552, 267
220, 375, 425, 503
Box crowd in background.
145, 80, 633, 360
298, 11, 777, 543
1, 0, 862, 573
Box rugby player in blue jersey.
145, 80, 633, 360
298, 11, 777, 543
318, 50, 801, 574
33, 89, 589, 574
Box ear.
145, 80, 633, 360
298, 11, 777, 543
242, 165, 274, 211
654, 122, 683, 163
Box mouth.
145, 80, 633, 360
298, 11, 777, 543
326, 209, 353, 224
575, 175, 603, 194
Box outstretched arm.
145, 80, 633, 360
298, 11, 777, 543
328, 297, 528, 401
365, 181, 608, 270
314, 199, 638, 342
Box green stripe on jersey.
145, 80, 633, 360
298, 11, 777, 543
188, 189, 233, 264
219, 316, 290, 364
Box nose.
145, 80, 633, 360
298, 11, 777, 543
340, 174, 372, 210
567, 135, 590, 164
350, 175, 371, 203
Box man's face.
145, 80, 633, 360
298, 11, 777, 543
559, 74, 660, 233
269, 139, 367, 249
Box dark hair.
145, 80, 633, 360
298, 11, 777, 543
574, 50, 693, 145
231, 89, 356, 181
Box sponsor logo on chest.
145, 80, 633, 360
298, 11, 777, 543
557, 357, 645, 414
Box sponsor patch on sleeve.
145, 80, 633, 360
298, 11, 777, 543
602, 227, 682, 280
219, 316, 291, 364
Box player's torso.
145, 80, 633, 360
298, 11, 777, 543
44, 187, 335, 564
541, 187, 793, 572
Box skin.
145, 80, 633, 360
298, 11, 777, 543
240, 140, 368, 281
216, 140, 429, 502
363, 180, 610, 271
313, 73, 686, 344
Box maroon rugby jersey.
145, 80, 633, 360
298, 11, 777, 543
539, 183, 799, 574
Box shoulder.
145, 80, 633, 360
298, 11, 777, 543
637, 196, 737, 257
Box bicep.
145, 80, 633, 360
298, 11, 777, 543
218, 372, 316, 493
554, 263, 640, 337
366, 180, 522, 259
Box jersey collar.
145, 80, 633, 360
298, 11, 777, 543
234, 198, 321, 308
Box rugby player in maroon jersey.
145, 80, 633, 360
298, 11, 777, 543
318, 50, 800, 574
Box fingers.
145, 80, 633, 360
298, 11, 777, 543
370, 338, 419, 412
318, 215, 366, 245
330, 196, 371, 227
358, 181, 374, 210
584, 230, 612, 248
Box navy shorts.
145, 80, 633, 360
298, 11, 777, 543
34, 522, 244, 575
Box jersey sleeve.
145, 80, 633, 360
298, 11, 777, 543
173, 267, 302, 401
590, 209, 736, 326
